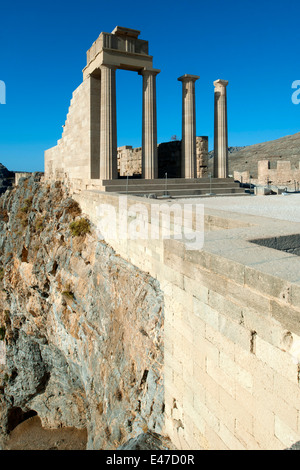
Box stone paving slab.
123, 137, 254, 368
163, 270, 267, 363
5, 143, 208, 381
178, 193, 300, 223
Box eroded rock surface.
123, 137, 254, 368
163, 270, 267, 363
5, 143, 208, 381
0, 175, 164, 449
118, 431, 176, 450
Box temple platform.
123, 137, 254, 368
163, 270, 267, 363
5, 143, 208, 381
96, 177, 248, 198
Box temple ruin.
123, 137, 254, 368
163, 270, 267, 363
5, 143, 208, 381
45, 26, 246, 197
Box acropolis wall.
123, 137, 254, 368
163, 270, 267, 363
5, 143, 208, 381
75, 189, 300, 450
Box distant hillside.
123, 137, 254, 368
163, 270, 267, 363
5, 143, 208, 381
208, 132, 300, 178
208, 146, 246, 159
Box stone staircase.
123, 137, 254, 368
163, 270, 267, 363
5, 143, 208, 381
99, 177, 249, 198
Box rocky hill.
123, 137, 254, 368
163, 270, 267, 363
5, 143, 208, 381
0, 174, 168, 450
208, 132, 300, 178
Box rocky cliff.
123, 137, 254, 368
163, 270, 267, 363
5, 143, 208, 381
0, 175, 166, 450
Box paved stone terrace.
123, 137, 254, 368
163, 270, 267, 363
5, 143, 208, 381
178, 193, 300, 223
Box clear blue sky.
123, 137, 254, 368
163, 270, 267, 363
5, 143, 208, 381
0, 0, 299, 172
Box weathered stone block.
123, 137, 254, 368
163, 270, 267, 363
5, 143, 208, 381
255, 335, 299, 384
270, 300, 300, 337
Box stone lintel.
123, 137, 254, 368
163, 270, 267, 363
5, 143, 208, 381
83, 50, 154, 79
178, 74, 200, 83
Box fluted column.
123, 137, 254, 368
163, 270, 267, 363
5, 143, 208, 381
178, 74, 199, 179
100, 64, 118, 180
141, 68, 160, 179
213, 79, 229, 179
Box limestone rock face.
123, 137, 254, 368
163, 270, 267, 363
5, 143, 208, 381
0, 175, 164, 449
118, 431, 176, 450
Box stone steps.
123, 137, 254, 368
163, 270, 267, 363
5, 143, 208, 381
99, 177, 247, 197
171, 192, 251, 199
101, 177, 231, 185
115, 188, 247, 197
103, 183, 242, 191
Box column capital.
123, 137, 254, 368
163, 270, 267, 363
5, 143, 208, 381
139, 67, 160, 77
214, 79, 229, 90
178, 74, 200, 83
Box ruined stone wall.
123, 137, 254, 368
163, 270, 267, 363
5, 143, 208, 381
196, 136, 208, 178
14, 172, 34, 186
257, 160, 300, 187
117, 137, 208, 179
233, 170, 250, 184
234, 160, 300, 189
75, 189, 300, 450
157, 141, 181, 178
117, 146, 142, 177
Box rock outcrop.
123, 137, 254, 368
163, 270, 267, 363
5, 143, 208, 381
118, 431, 176, 450
0, 175, 165, 449
0, 163, 14, 195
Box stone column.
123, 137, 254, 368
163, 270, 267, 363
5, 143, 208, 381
100, 64, 118, 180
141, 68, 160, 179
178, 74, 199, 179
213, 79, 229, 179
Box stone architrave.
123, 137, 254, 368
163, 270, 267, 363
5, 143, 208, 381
213, 79, 229, 179
100, 64, 118, 180
141, 68, 160, 179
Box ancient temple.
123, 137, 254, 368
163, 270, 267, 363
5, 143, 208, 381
45, 26, 239, 197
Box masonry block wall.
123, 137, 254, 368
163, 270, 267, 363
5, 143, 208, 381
117, 137, 208, 179
73, 190, 300, 450
257, 160, 300, 186
117, 146, 142, 177
234, 160, 300, 187
45, 76, 101, 181
162, 240, 300, 450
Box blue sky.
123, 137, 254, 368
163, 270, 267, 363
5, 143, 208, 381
0, 0, 299, 172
